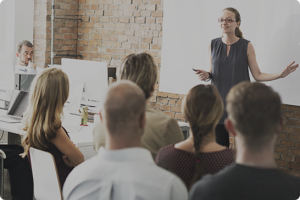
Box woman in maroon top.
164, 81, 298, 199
21, 68, 85, 189
156, 84, 235, 189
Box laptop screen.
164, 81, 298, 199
7, 90, 29, 117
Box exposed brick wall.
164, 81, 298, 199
50, 0, 79, 65
33, 0, 48, 68
275, 105, 300, 177
33, 0, 79, 68
33, 0, 300, 176
76, 0, 187, 120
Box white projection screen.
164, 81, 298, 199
160, 0, 300, 106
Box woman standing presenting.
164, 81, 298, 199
195, 7, 298, 147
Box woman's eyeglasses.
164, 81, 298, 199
218, 18, 235, 23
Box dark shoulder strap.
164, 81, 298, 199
61, 126, 70, 138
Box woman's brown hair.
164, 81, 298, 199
182, 84, 223, 188
21, 68, 69, 158
119, 53, 157, 99
223, 7, 244, 39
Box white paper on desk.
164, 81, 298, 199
62, 118, 83, 133
68, 82, 84, 114
0, 116, 21, 123
0, 100, 5, 108
0, 91, 6, 99
0, 88, 13, 101
88, 106, 101, 114
63, 124, 83, 133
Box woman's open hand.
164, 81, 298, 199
281, 61, 298, 78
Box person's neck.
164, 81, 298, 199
176, 133, 225, 153
105, 134, 142, 150
222, 34, 239, 45
235, 136, 276, 169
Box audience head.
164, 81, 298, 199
118, 53, 157, 99
16, 40, 34, 66
102, 80, 146, 148
226, 82, 282, 152
21, 68, 69, 157
182, 84, 223, 187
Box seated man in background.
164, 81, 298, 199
15, 40, 43, 73
189, 82, 300, 200
93, 53, 184, 160
0, 41, 39, 200
63, 81, 188, 200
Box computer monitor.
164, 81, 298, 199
61, 58, 108, 107
15, 73, 36, 91
108, 67, 116, 80
0, 52, 14, 101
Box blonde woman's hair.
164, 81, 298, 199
119, 53, 157, 99
21, 68, 69, 158
223, 7, 244, 39
182, 84, 223, 189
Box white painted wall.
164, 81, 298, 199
0, 0, 34, 64
0, 1, 4, 52
160, 0, 300, 106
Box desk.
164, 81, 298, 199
0, 108, 190, 160
0, 109, 96, 160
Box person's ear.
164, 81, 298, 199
99, 110, 103, 122
139, 112, 146, 131
116, 66, 123, 81
277, 117, 283, 134
224, 118, 237, 137
16, 52, 19, 58
149, 84, 155, 97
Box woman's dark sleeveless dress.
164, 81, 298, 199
211, 37, 250, 146
46, 127, 74, 189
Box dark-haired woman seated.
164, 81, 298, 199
156, 84, 235, 189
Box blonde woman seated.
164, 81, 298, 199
93, 53, 184, 160
21, 68, 84, 189
155, 84, 235, 189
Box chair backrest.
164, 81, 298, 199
0, 149, 5, 198
29, 147, 62, 200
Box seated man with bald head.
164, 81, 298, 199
63, 81, 188, 200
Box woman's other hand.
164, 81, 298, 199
63, 155, 75, 168
281, 61, 298, 78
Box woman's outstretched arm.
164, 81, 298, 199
247, 42, 298, 81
